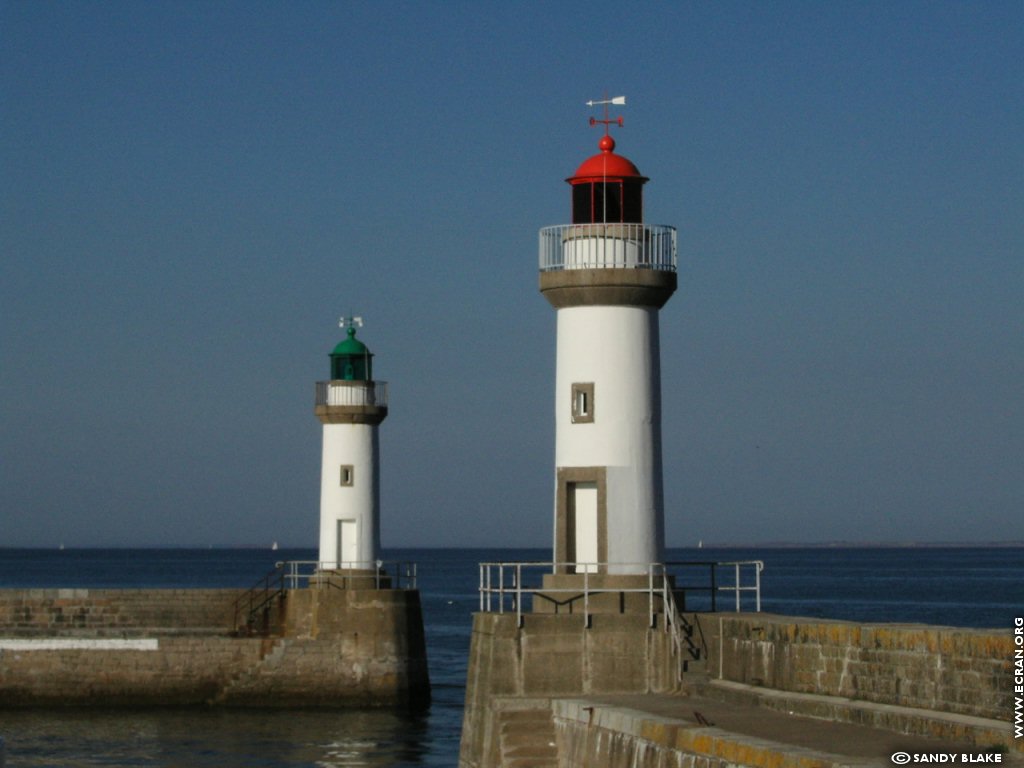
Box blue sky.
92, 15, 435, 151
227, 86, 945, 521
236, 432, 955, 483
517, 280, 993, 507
2, 1, 1021, 548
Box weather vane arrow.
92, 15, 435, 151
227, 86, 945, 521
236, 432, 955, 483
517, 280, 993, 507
585, 96, 626, 107
339, 315, 364, 330
586, 95, 626, 131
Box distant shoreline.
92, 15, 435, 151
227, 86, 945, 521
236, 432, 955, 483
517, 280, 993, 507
1, 542, 1022, 551
684, 541, 1024, 549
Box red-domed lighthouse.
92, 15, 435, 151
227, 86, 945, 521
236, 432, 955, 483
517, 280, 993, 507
459, 100, 683, 765
539, 97, 677, 578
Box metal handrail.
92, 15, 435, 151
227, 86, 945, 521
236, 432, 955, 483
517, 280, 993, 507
667, 560, 764, 612
539, 223, 677, 272
662, 571, 686, 684
232, 563, 286, 634
231, 560, 418, 635
477, 560, 764, 629
280, 560, 417, 591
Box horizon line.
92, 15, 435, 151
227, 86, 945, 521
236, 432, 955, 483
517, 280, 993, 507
3, 541, 1023, 551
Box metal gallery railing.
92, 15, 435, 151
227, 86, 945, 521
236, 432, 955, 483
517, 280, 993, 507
477, 560, 763, 629
315, 380, 389, 408
539, 223, 677, 272
281, 560, 417, 590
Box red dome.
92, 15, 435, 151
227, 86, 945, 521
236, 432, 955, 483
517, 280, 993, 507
568, 135, 647, 183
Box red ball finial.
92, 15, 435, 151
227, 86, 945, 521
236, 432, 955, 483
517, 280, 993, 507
599, 134, 615, 153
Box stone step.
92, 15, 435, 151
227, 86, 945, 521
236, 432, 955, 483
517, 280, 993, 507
499, 708, 558, 768
501, 730, 557, 748
501, 711, 554, 729
502, 737, 557, 751
504, 745, 559, 758
502, 714, 554, 726
682, 656, 706, 673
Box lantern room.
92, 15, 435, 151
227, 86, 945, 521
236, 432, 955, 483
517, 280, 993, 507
330, 326, 373, 381
568, 134, 648, 224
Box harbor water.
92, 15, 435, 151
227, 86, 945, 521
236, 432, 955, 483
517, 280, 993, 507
0, 545, 1020, 767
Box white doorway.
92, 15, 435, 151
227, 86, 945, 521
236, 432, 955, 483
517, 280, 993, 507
336, 519, 358, 568
571, 482, 598, 573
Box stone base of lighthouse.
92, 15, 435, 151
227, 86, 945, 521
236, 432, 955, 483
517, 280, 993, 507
458, 610, 682, 768
312, 567, 393, 590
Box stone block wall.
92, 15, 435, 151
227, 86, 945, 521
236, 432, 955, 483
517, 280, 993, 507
0, 589, 238, 636
220, 587, 431, 707
0, 586, 430, 708
702, 613, 1013, 721
463, 611, 676, 701
0, 636, 267, 706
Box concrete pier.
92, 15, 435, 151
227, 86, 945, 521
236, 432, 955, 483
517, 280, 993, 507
552, 690, 1016, 768
458, 612, 1020, 767
0, 585, 429, 708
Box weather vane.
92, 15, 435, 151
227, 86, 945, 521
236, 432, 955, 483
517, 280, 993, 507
586, 95, 626, 133
339, 315, 364, 331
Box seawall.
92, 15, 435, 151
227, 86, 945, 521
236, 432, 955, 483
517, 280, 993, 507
703, 613, 1012, 722
0, 586, 429, 708
0, 588, 238, 636
459, 612, 1019, 767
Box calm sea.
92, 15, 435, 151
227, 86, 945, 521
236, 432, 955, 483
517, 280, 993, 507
0, 546, 1020, 767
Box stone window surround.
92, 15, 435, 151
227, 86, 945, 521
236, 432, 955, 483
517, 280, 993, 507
571, 382, 595, 424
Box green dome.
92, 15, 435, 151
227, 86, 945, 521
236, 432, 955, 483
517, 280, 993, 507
329, 327, 374, 381
332, 327, 370, 356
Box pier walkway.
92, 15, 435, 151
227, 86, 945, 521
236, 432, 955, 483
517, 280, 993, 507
552, 683, 1021, 767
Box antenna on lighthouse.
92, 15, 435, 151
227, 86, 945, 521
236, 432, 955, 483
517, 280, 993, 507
339, 315, 364, 330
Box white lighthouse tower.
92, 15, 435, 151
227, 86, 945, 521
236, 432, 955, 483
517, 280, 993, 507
314, 317, 388, 573
539, 99, 677, 579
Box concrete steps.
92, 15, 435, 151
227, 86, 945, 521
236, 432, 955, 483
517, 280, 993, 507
682, 656, 707, 676
499, 708, 558, 768
674, 612, 708, 682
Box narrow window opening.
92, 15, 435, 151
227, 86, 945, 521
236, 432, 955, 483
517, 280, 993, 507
571, 383, 595, 424
340, 465, 354, 486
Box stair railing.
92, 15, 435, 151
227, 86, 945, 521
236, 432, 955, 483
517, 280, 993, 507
232, 563, 286, 636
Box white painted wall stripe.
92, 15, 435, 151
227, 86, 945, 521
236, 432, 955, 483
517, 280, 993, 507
0, 638, 159, 651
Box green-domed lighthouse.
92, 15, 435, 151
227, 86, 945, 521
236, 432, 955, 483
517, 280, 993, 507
314, 316, 388, 571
